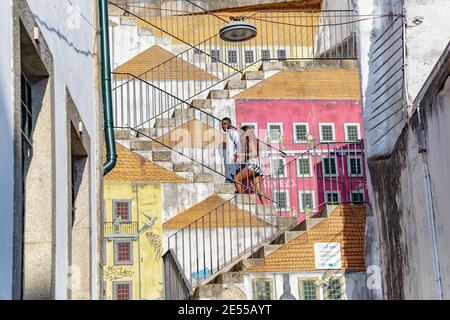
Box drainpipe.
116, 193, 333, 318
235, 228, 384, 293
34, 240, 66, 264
98, 0, 117, 175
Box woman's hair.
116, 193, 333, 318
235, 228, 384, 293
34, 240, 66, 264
240, 126, 259, 158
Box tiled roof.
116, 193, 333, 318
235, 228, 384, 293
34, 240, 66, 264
104, 143, 189, 183
248, 205, 366, 272
236, 69, 361, 100
152, 119, 225, 149
137, 10, 320, 46
163, 195, 270, 229
113, 45, 217, 81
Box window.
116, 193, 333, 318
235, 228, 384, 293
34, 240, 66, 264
211, 49, 220, 62
277, 49, 287, 61
347, 156, 363, 177
299, 191, 314, 212
274, 191, 289, 211
319, 124, 335, 142
253, 279, 273, 300
271, 158, 286, 177
193, 48, 202, 55
267, 123, 283, 143
297, 157, 312, 177
244, 50, 255, 64
325, 191, 340, 204
261, 49, 271, 60
345, 124, 360, 141
293, 123, 309, 142
240, 122, 258, 137
351, 191, 365, 204
326, 278, 343, 300
21, 73, 33, 142
114, 282, 132, 300
322, 157, 337, 177
113, 200, 131, 221
299, 279, 319, 300
228, 50, 237, 64
114, 240, 133, 265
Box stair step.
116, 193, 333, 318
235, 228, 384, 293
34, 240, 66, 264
225, 79, 247, 90
152, 151, 172, 162
242, 258, 265, 269
259, 61, 284, 71
284, 230, 305, 242
137, 128, 157, 138
130, 140, 153, 151
276, 216, 297, 228
234, 195, 257, 205
306, 217, 325, 229
252, 244, 282, 258
154, 118, 178, 128
115, 129, 131, 139
242, 71, 264, 80
193, 173, 214, 183
173, 108, 195, 119
216, 272, 244, 284
214, 183, 236, 194
208, 90, 229, 99
191, 99, 211, 109
173, 163, 195, 173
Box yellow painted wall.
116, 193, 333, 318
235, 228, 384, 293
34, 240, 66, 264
103, 183, 163, 300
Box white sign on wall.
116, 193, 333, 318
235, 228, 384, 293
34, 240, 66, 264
314, 242, 342, 269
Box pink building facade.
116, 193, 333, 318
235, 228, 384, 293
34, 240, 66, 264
235, 99, 368, 220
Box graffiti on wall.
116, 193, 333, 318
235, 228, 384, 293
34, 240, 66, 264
139, 214, 163, 261
102, 265, 134, 281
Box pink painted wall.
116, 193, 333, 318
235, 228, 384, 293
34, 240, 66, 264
235, 99, 368, 221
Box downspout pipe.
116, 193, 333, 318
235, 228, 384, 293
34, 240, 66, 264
98, 0, 117, 175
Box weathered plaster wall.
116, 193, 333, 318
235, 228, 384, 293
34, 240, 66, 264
0, 0, 14, 300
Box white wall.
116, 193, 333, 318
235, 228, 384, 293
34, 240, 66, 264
0, 0, 14, 300
26, 0, 99, 299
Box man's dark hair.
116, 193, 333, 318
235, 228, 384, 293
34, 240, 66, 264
221, 117, 231, 123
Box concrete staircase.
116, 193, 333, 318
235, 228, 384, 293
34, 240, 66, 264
194, 205, 338, 300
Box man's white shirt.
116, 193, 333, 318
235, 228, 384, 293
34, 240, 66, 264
225, 128, 242, 164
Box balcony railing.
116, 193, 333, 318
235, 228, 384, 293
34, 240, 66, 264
104, 221, 139, 238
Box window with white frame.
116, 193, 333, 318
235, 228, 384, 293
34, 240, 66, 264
228, 50, 238, 64
322, 156, 337, 177
293, 123, 309, 142
277, 49, 287, 61
240, 123, 258, 137
271, 158, 286, 177
325, 278, 344, 300
298, 278, 320, 300
113, 200, 132, 221
261, 49, 271, 60
297, 157, 312, 177
345, 124, 360, 141
325, 191, 340, 204
244, 50, 255, 64
113, 281, 132, 300
351, 190, 365, 204
114, 240, 133, 265
253, 279, 273, 300
347, 156, 363, 177
210, 49, 220, 62
193, 48, 202, 55
267, 123, 283, 143
299, 191, 314, 212
319, 124, 335, 142
274, 191, 289, 211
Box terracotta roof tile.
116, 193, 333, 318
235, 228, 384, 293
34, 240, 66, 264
163, 195, 270, 229
113, 45, 217, 81
104, 143, 189, 183
248, 204, 366, 272
236, 69, 361, 99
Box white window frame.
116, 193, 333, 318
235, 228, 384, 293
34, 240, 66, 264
244, 49, 255, 64
293, 122, 309, 143
261, 49, 271, 60
271, 157, 287, 178
322, 156, 338, 177
298, 276, 322, 300
347, 156, 364, 177
210, 49, 220, 63
277, 48, 287, 61
273, 190, 290, 212
344, 123, 361, 141
296, 156, 313, 178
227, 49, 238, 64
350, 190, 365, 203
325, 191, 341, 204
240, 122, 258, 137
112, 199, 132, 222
267, 122, 284, 143
252, 278, 274, 300
298, 191, 315, 212
319, 123, 335, 142
324, 277, 345, 300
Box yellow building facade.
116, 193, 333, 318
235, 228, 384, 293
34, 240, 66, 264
102, 144, 187, 300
